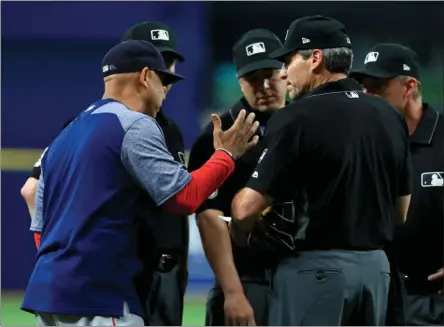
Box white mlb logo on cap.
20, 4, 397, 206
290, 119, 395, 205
246, 42, 266, 56
364, 52, 379, 64
151, 29, 169, 41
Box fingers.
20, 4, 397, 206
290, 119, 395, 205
232, 109, 247, 130
428, 268, 443, 281
244, 112, 256, 131
245, 135, 259, 152
248, 317, 256, 326
211, 114, 222, 133
246, 121, 260, 141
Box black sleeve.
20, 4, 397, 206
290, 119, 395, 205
188, 128, 235, 215
398, 119, 413, 196
29, 147, 49, 179
246, 113, 301, 200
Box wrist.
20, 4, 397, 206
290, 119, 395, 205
216, 148, 236, 161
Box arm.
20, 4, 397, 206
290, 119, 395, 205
396, 119, 413, 225
231, 115, 300, 239
188, 130, 245, 296
121, 117, 235, 216
21, 177, 39, 218
21, 148, 47, 218
30, 175, 46, 250
189, 128, 255, 325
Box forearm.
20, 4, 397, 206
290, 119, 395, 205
395, 194, 411, 225
197, 210, 244, 295
164, 150, 235, 215
21, 178, 39, 218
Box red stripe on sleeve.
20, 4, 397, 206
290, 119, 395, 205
164, 150, 235, 215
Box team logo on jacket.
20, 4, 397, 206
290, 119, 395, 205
421, 172, 444, 187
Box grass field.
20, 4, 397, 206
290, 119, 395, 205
1, 292, 207, 326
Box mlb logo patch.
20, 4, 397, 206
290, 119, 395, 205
246, 42, 266, 56
421, 172, 444, 187
364, 51, 379, 64
151, 29, 170, 41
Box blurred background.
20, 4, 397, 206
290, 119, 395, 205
1, 1, 443, 326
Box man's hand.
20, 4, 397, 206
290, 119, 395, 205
428, 268, 443, 294
224, 292, 256, 326
212, 109, 259, 159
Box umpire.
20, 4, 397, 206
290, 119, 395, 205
122, 22, 189, 326
188, 29, 287, 326
230, 16, 413, 325
351, 43, 444, 325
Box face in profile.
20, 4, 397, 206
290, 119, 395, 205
238, 68, 287, 112
280, 51, 316, 100
140, 67, 166, 117
361, 76, 418, 112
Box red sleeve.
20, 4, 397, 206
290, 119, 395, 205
34, 232, 41, 250
164, 150, 235, 215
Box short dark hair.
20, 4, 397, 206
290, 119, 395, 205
299, 47, 353, 75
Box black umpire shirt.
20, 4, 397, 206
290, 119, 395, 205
188, 98, 281, 277
247, 78, 412, 251
395, 104, 444, 294
136, 110, 188, 257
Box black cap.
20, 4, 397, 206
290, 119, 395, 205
350, 43, 420, 82
233, 29, 284, 78
270, 15, 352, 61
101, 40, 184, 86
122, 22, 184, 62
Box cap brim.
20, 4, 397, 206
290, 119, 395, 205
153, 69, 185, 86
269, 47, 296, 61
349, 68, 397, 83
237, 59, 283, 78
157, 47, 185, 62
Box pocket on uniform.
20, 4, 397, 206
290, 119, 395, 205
297, 268, 341, 282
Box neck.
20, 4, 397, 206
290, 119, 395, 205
402, 100, 423, 135
102, 84, 154, 117
311, 72, 346, 90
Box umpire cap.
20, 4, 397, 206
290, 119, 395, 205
233, 29, 284, 78
101, 40, 184, 86
122, 22, 185, 62
270, 15, 352, 61
350, 43, 421, 82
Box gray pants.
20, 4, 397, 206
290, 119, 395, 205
406, 294, 444, 325
205, 281, 274, 326
146, 264, 185, 326
269, 249, 390, 326
35, 302, 144, 326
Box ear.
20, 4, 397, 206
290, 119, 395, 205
405, 77, 419, 99
140, 67, 150, 88
238, 76, 246, 93
311, 49, 324, 73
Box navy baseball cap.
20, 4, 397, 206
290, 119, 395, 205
350, 43, 421, 82
122, 22, 184, 62
233, 29, 284, 78
270, 15, 352, 61
101, 40, 184, 86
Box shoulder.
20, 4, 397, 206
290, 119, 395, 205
93, 101, 157, 133
267, 102, 309, 133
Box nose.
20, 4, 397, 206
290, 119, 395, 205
263, 78, 271, 89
